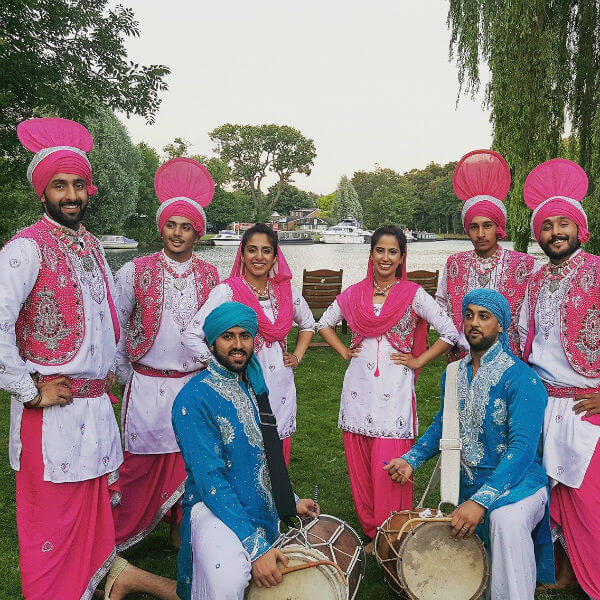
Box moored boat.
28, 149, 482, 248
322, 219, 365, 244
212, 230, 242, 246
100, 235, 139, 250
277, 231, 315, 244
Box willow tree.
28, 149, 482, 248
448, 1, 600, 252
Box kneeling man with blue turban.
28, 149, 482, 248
385, 289, 554, 599
172, 302, 319, 600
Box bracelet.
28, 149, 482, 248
291, 353, 301, 365
24, 393, 42, 409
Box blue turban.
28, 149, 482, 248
461, 288, 512, 354
203, 302, 268, 395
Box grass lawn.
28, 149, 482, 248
0, 330, 587, 599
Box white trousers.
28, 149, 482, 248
190, 502, 252, 600
488, 486, 547, 600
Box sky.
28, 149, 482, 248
116, 0, 492, 195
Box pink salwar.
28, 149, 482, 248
551, 441, 600, 599
343, 431, 414, 538
16, 408, 117, 600
114, 450, 186, 551
282, 436, 291, 467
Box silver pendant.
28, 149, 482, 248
82, 255, 94, 272
477, 272, 490, 287
174, 278, 188, 291
549, 279, 560, 293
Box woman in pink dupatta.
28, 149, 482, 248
318, 225, 459, 551
183, 223, 315, 465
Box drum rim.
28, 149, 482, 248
398, 521, 490, 600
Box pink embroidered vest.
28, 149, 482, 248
446, 249, 535, 357
13, 219, 107, 365
350, 303, 421, 352
524, 252, 600, 377
127, 252, 219, 361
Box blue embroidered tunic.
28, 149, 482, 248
402, 340, 554, 582
172, 359, 279, 600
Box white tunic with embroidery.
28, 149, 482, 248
318, 288, 458, 439
0, 223, 123, 483
518, 251, 600, 488
115, 253, 212, 454
436, 248, 541, 350
182, 282, 315, 439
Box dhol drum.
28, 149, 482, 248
375, 510, 489, 600
245, 514, 366, 600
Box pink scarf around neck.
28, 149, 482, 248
227, 244, 294, 342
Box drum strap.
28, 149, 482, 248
416, 360, 461, 509
255, 391, 298, 526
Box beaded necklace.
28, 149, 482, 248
159, 252, 197, 291
373, 278, 398, 296
46, 220, 97, 272
243, 276, 270, 301
547, 251, 583, 293
471, 247, 502, 287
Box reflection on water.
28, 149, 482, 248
105, 240, 546, 292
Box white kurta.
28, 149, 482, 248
182, 282, 315, 439
436, 248, 540, 350
114, 252, 212, 454
0, 220, 122, 483
318, 288, 458, 439
518, 250, 600, 488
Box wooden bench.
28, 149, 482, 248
406, 269, 439, 298
301, 268, 346, 346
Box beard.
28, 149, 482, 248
466, 328, 499, 353
213, 345, 253, 373
44, 199, 87, 228
539, 234, 580, 261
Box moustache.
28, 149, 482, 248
59, 200, 82, 207
467, 328, 482, 336
549, 236, 569, 244
228, 349, 248, 357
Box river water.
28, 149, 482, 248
104, 240, 546, 291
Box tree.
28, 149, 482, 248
0, 0, 169, 161
84, 107, 140, 235
363, 181, 417, 230
123, 142, 160, 246
0, 165, 41, 244
206, 190, 253, 231
316, 192, 335, 222
332, 176, 362, 222
265, 183, 314, 215
447, 1, 600, 250
210, 124, 317, 219
352, 168, 405, 207
163, 137, 190, 159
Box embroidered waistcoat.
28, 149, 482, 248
350, 303, 420, 352
127, 252, 219, 361
446, 249, 535, 357
13, 219, 99, 365
525, 252, 600, 377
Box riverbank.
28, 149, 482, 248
0, 331, 579, 598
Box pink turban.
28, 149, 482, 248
155, 158, 215, 235
17, 118, 97, 198
453, 149, 511, 239
524, 159, 589, 244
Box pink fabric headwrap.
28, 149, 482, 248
524, 159, 589, 244
17, 118, 97, 198
227, 241, 294, 343
453, 149, 511, 239
155, 157, 215, 235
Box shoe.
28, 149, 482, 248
104, 556, 129, 600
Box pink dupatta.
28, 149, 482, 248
337, 258, 429, 377
226, 245, 294, 343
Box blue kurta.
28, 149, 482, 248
172, 359, 279, 600
403, 340, 554, 583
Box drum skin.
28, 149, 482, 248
245, 514, 366, 600
375, 511, 489, 600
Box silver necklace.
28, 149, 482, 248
373, 278, 398, 296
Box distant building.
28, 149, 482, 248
292, 215, 328, 232
289, 208, 320, 219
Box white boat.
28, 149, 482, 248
414, 231, 437, 241
212, 230, 242, 246
322, 219, 365, 244
100, 235, 139, 249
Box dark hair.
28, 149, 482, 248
370, 225, 407, 255
241, 222, 278, 256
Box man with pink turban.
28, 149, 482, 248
518, 158, 600, 596
436, 149, 539, 361
112, 157, 219, 551
0, 118, 178, 599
